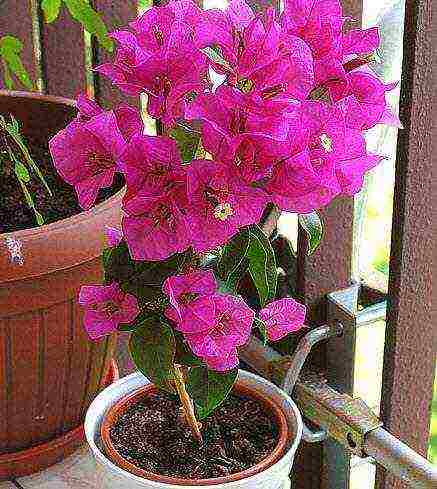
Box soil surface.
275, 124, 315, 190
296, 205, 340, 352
0, 138, 123, 233
109, 391, 280, 480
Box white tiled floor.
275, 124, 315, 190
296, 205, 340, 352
0, 482, 16, 489
6, 447, 100, 489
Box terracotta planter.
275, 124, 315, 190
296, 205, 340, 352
0, 91, 122, 478
85, 371, 303, 489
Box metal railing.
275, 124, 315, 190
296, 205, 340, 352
240, 296, 437, 489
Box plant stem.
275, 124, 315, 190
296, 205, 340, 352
173, 366, 203, 444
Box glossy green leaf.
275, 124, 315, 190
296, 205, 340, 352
187, 367, 237, 419
41, 0, 62, 23
1, 59, 14, 89
217, 228, 250, 291
169, 124, 200, 164
174, 331, 203, 367
0, 36, 34, 90
247, 225, 277, 307
102, 241, 191, 305
14, 161, 30, 183
254, 317, 268, 345
299, 211, 324, 255
129, 317, 176, 391
64, 0, 113, 52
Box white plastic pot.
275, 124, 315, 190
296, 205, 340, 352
85, 370, 302, 489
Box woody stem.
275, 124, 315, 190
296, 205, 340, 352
173, 365, 203, 444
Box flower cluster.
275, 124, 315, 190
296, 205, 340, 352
50, 0, 397, 380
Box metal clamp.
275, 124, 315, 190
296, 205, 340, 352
293, 376, 383, 456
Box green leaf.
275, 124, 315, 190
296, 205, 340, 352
102, 242, 191, 305
246, 225, 277, 307
0, 36, 34, 90
2, 59, 14, 89
169, 124, 200, 164
35, 210, 45, 226
129, 317, 176, 391
41, 0, 62, 23
299, 211, 324, 255
64, 0, 113, 52
254, 317, 268, 345
174, 331, 203, 367
118, 310, 156, 332
14, 161, 30, 182
217, 228, 250, 291
217, 225, 277, 306
187, 367, 238, 419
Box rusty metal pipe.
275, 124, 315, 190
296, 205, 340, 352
364, 428, 437, 489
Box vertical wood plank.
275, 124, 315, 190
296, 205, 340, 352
39, 5, 86, 97
291, 0, 363, 485
92, 1, 139, 108
376, 2, 435, 488
0, 1, 36, 90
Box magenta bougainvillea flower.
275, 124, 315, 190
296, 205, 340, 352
122, 186, 191, 261
266, 101, 385, 212
195, 1, 314, 101
186, 159, 268, 251
76, 94, 144, 141
163, 270, 217, 322
332, 71, 401, 130
176, 294, 254, 371
96, 3, 208, 125
259, 298, 306, 341
49, 111, 126, 210
79, 282, 139, 340
119, 133, 186, 202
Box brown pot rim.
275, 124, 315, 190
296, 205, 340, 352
101, 381, 291, 486
0, 90, 125, 283
0, 89, 77, 110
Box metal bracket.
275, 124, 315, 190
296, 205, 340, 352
293, 375, 383, 456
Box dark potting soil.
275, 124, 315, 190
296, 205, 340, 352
109, 392, 280, 480
0, 138, 123, 233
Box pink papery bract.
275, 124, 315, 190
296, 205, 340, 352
119, 133, 186, 202
178, 294, 254, 371
163, 270, 217, 322
122, 187, 191, 261
259, 297, 306, 341
79, 282, 139, 340
105, 226, 123, 247
76, 94, 144, 141
49, 111, 126, 210
95, 3, 208, 126
186, 159, 268, 252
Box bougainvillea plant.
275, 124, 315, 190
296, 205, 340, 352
50, 0, 400, 442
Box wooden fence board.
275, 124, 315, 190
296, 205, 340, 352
39, 4, 86, 98
291, 0, 363, 484
0, 1, 36, 90
376, 1, 435, 488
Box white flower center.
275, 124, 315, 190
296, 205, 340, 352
320, 133, 333, 153
214, 202, 234, 221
